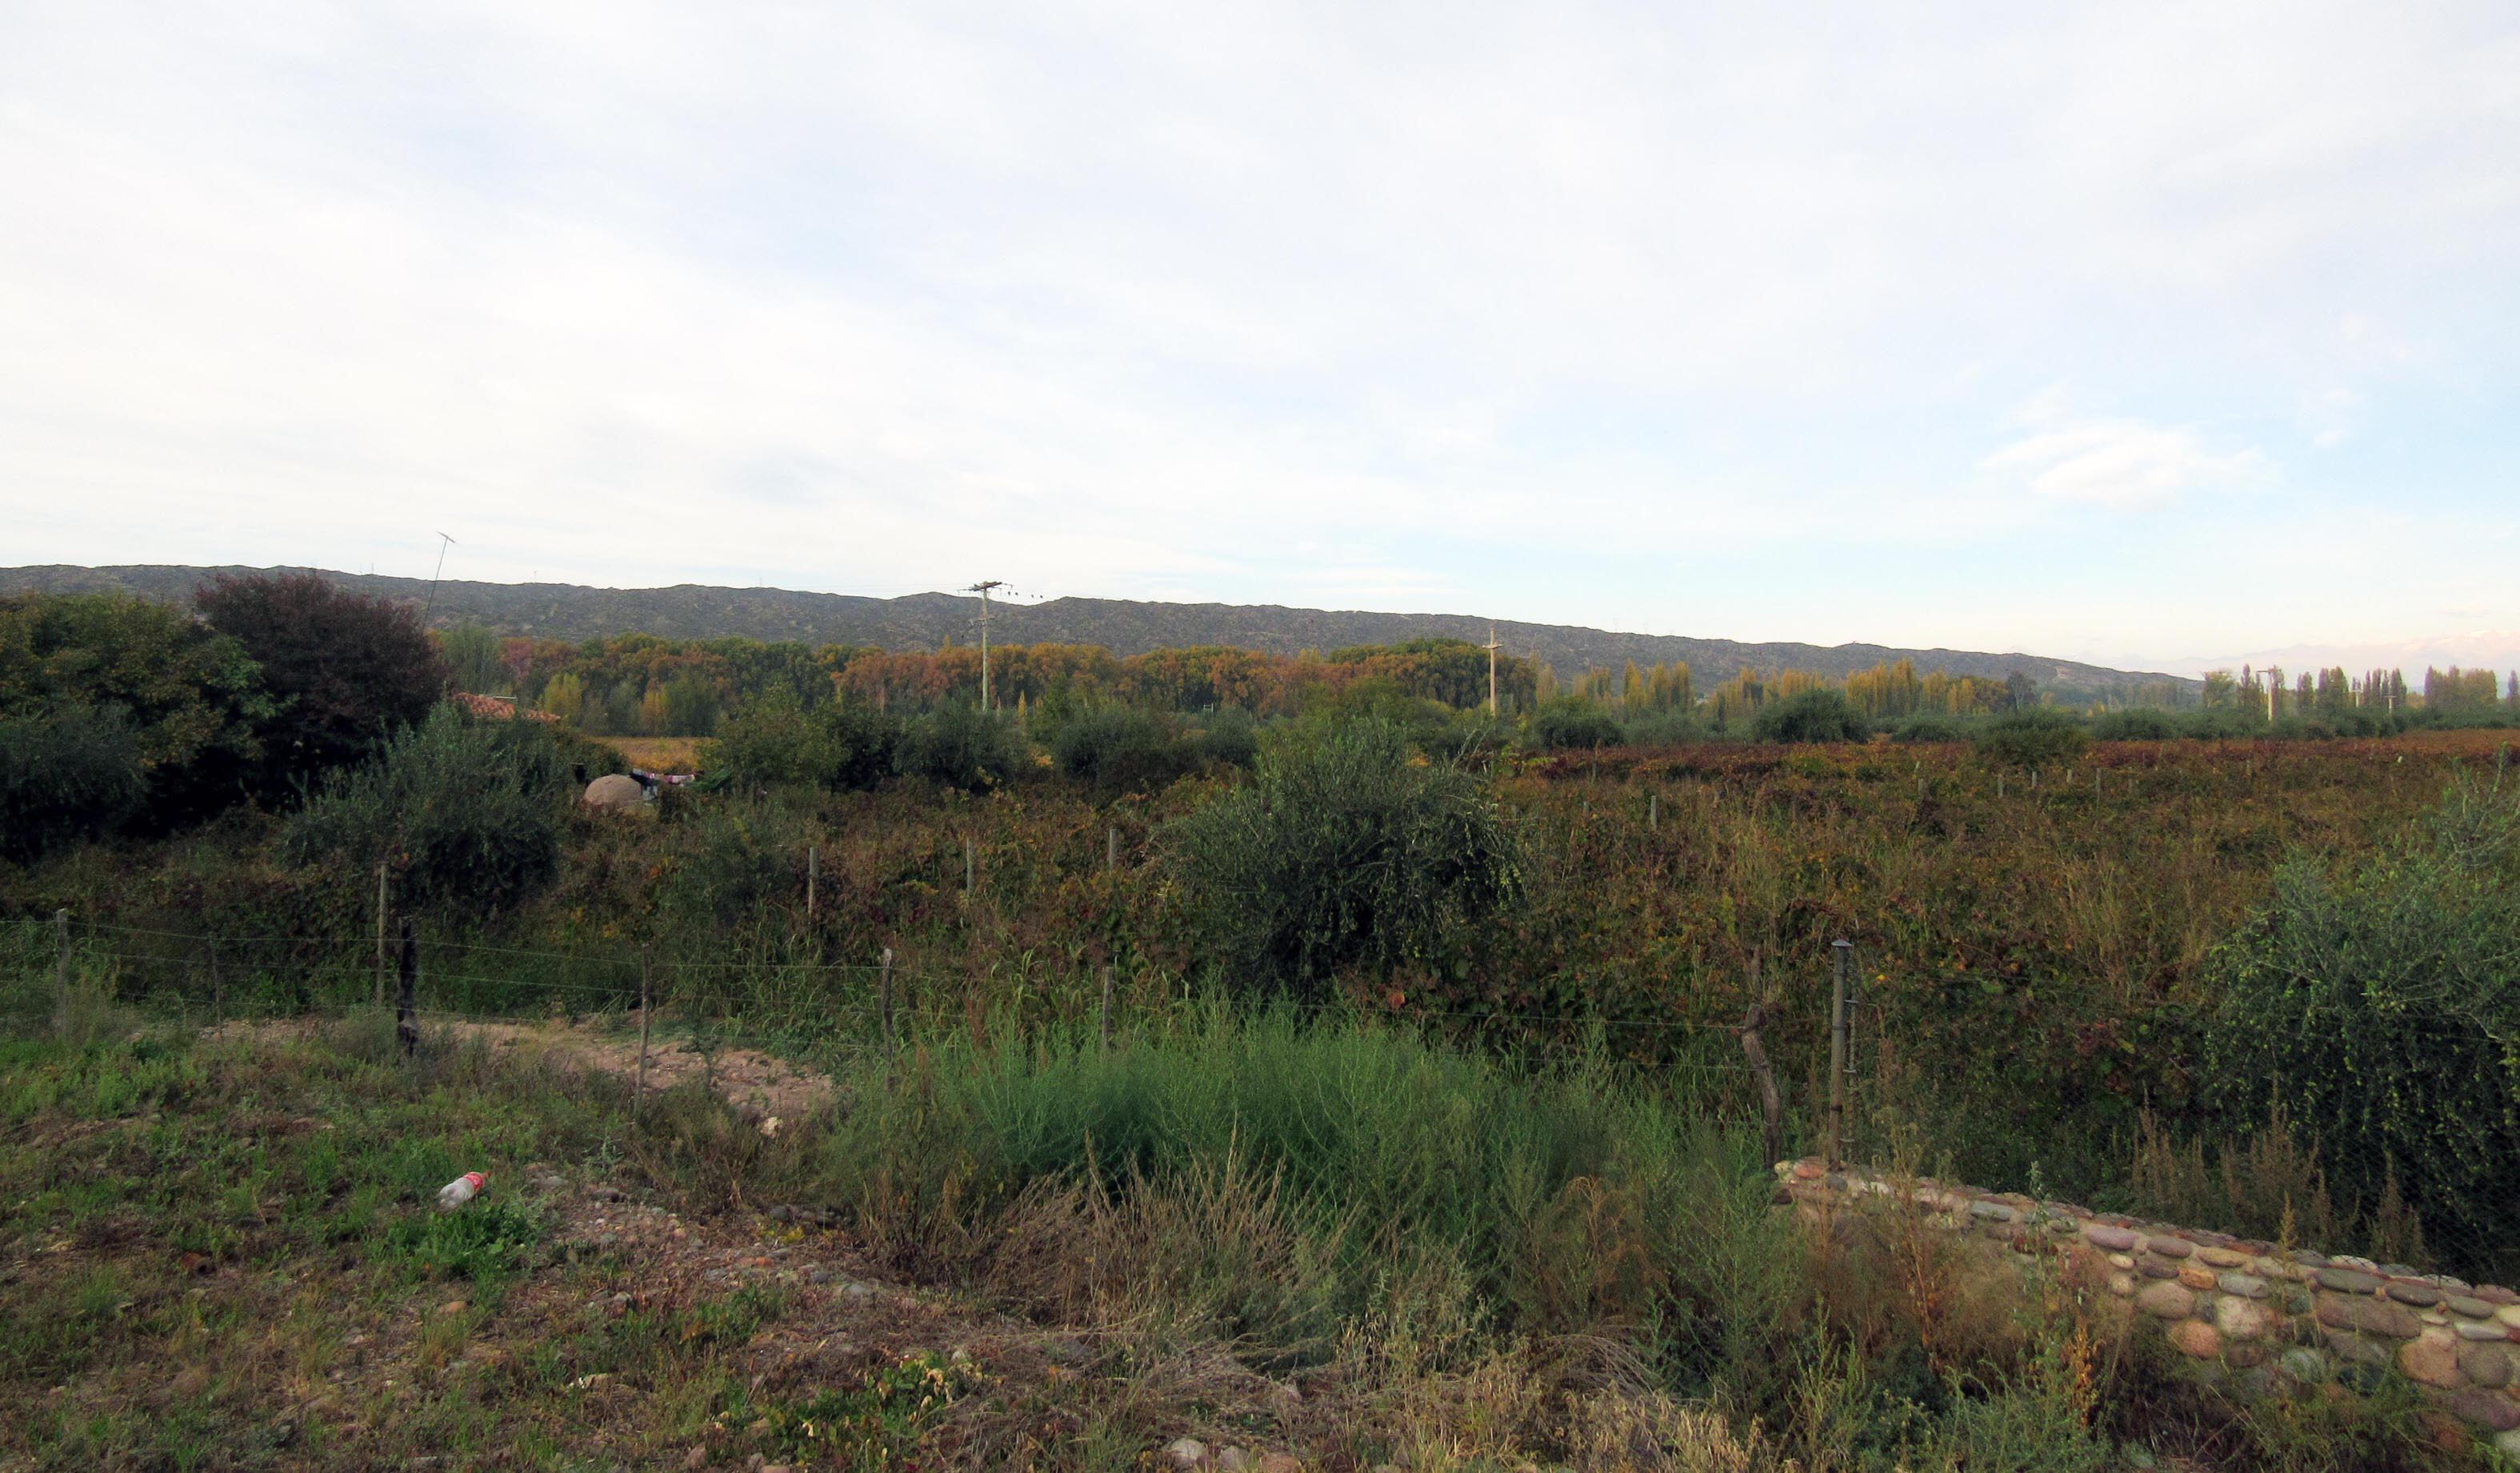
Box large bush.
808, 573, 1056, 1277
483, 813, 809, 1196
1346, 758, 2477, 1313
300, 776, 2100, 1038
282, 703, 572, 915
1970, 706, 2090, 768
2198, 779, 2520, 1276
894, 703, 1027, 791
1528, 700, 1623, 751
0, 706, 148, 862
706, 693, 898, 791
1166, 719, 1521, 998
1050, 705, 1199, 794
195, 572, 447, 787
1751, 689, 1868, 744
2090, 707, 2181, 741
0, 591, 270, 825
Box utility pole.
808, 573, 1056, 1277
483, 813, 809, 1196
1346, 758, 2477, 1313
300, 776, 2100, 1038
966, 580, 1003, 709
1484, 625, 1502, 716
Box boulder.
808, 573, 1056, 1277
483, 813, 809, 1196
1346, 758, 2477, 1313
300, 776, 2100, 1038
583, 774, 647, 811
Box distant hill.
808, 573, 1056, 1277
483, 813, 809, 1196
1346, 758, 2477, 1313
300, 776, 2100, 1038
0, 565, 2194, 701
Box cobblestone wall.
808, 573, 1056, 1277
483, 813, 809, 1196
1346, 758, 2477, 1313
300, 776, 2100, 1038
1776, 1159, 2520, 1457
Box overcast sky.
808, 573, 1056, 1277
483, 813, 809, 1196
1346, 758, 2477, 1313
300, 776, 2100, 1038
4, 2, 2516, 674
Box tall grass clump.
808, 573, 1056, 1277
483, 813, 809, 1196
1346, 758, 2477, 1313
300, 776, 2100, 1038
814, 1009, 1797, 1387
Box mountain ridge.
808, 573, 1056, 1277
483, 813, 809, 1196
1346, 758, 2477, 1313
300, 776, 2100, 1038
0, 565, 2194, 698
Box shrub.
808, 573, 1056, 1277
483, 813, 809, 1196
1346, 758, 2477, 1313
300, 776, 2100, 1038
707, 693, 898, 791
1621, 708, 1704, 748
195, 572, 446, 787
1530, 700, 1624, 751
282, 702, 571, 915
0, 707, 147, 861
1166, 719, 1520, 998
2198, 779, 2520, 1278
1752, 689, 1868, 744
894, 702, 1028, 791
1050, 705, 1198, 794
1192, 707, 1260, 769
1890, 714, 1966, 743
1970, 707, 2090, 768
0, 591, 270, 825
2090, 708, 2181, 741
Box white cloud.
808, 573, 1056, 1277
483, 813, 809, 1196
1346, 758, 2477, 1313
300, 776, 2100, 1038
1983, 406, 2278, 510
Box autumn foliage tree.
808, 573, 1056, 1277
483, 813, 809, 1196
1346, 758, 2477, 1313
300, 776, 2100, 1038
194, 572, 446, 789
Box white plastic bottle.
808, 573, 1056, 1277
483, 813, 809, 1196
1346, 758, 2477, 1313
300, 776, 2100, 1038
437, 1171, 486, 1211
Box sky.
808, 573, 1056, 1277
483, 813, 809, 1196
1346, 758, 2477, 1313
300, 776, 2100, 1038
3, 2, 2516, 677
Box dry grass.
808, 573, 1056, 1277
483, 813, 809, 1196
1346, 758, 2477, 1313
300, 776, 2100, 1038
600, 735, 709, 773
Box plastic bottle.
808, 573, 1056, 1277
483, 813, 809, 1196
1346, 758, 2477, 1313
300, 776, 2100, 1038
437, 1171, 486, 1211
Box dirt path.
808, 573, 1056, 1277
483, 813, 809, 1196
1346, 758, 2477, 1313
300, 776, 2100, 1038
442, 1015, 836, 1128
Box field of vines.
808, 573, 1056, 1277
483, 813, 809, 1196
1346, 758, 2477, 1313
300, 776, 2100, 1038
11, 726, 2510, 1222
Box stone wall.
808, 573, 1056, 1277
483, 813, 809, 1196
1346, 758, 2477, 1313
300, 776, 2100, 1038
1775, 1159, 2520, 1457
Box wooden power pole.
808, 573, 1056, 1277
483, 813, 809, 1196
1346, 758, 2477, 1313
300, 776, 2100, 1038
966, 580, 1003, 709
1484, 625, 1502, 715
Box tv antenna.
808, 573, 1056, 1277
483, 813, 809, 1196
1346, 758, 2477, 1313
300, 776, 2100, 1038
423, 532, 458, 622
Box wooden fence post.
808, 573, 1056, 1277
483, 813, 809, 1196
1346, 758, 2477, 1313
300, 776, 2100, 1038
374, 861, 389, 1010
1648, 792, 1658, 831
1736, 955, 1785, 1170
636, 946, 652, 1115
1106, 825, 1118, 872
395, 918, 419, 1059
1099, 963, 1114, 1051
1826, 939, 1851, 1167
963, 837, 974, 892
806, 845, 818, 920
207, 937, 223, 1026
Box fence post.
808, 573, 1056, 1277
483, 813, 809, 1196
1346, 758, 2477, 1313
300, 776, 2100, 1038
806, 845, 818, 920
395, 918, 419, 1059
207, 937, 223, 1026
963, 837, 974, 893
1099, 963, 1113, 1051
878, 947, 896, 1062
1106, 825, 1118, 872
53, 908, 70, 1035
1648, 792, 1658, 831
374, 861, 389, 1010
636, 946, 652, 1115
1826, 938, 1851, 1167
1736, 955, 1784, 1170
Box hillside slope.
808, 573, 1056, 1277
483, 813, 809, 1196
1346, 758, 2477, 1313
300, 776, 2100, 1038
0, 564, 2190, 698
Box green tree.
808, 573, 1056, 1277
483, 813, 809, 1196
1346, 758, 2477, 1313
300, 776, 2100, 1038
894, 702, 1028, 791
0, 591, 270, 824
706, 691, 898, 791
195, 572, 446, 787
282, 702, 573, 915
439, 621, 506, 694
1752, 688, 1868, 743
1972, 707, 2090, 768
1166, 719, 1521, 998
0, 706, 148, 861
